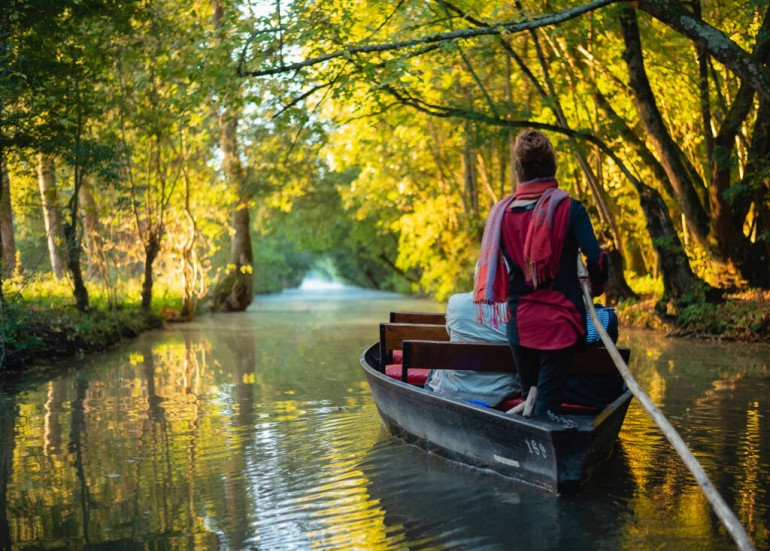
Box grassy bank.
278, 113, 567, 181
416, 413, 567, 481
2, 276, 768, 372
0, 277, 171, 371
616, 289, 770, 342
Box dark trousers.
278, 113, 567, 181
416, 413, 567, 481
510, 345, 574, 417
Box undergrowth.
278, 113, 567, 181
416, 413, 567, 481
0, 275, 181, 370
615, 284, 770, 342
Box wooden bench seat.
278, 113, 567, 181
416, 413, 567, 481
389, 311, 446, 325
397, 340, 629, 412
378, 323, 450, 369
402, 340, 630, 380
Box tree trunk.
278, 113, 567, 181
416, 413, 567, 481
62, 221, 89, 312
636, 185, 699, 298
619, 6, 713, 252
141, 232, 161, 312
211, 0, 253, 312
709, 81, 754, 258
209, 111, 254, 311
0, 152, 16, 276
61, 144, 90, 313
708, 5, 770, 288
37, 153, 67, 279
79, 176, 103, 279
738, 96, 770, 287
603, 243, 637, 303
693, 1, 714, 168
225, 203, 254, 308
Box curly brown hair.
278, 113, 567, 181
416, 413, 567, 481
513, 129, 556, 182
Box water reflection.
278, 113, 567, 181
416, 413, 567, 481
0, 393, 14, 551
619, 330, 770, 550
0, 288, 767, 549
362, 438, 560, 549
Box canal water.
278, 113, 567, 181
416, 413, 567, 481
0, 285, 769, 550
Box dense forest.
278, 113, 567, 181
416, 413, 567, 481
1, 0, 769, 366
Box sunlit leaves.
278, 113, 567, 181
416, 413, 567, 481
238, 0, 770, 294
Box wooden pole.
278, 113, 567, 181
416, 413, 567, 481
577, 255, 755, 551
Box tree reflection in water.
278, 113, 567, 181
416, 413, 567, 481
68, 378, 92, 546
0, 393, 15, 551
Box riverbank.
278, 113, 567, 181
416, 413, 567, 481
1, 302, 164, 370
616, 288, 770, 342
0, 276, 172, 371
2, 286, 769, 372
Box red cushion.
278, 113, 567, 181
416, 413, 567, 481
392, 349, 402, 364
497, 397, 600, 414
498, 397, 524, 411
560, 402, 601, 413
385, 364, 430, 385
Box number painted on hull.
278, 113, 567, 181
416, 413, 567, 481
525, 439, 547, 458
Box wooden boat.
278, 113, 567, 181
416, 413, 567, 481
360, 315, 633, 494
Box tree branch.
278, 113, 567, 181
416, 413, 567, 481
437, 0, 499, 117
636, 0, 770, 100
238, 0, 621, 76
273, 81, 335, 119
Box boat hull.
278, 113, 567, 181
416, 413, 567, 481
361, 344, 632, 493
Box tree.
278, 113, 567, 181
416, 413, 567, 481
0, 154, 17, 276
236, 0, 770, 296
37, 154, 67, 279
1, 0, 140, 312
620, 3, 770, 287
209, 0, 254, 311
110, 0, 218, 313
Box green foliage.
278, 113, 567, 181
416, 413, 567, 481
614, 297, 668, 331
1, 0, 139, 152
0, 275, 163, 369
671, 290, 770, 341
2, 0, 770, 364
251, 234, 314, 294
624, 273, 664, 297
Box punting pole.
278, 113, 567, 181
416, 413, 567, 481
577, 255, 755, 551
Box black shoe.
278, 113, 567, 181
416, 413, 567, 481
545, 409, 577, 429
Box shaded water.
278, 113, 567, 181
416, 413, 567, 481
0, 285, 769, 550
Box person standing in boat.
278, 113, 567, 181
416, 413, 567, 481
474, 129, 608, 422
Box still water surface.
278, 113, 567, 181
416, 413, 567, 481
0, 285, 769, 550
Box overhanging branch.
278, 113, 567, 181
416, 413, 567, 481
379, 84, 650, 195
238, 0, 620, 76
636, 0, 770, 101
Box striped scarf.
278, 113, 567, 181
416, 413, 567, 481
473, 178, 569, 326
473, 193, 515, 327
517, 179, 569, 288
